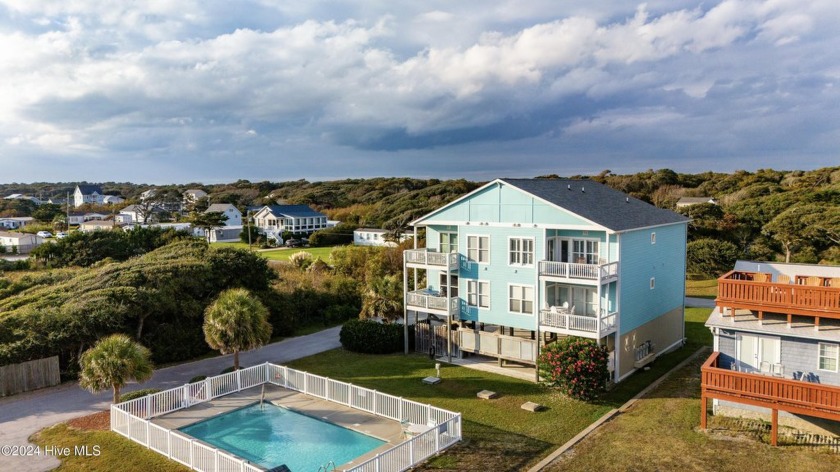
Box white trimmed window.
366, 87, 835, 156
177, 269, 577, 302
467, 280, 490, 308
509, 238, 534, 265
650, 277, 656, 290
509, 284, 534, 314
819, 343, 839, 371
467, 235, 490, 263
651, 232, 656, 244
440, 232, 458, 253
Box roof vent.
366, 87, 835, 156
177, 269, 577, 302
626, 197, 629, 203
567, 185, 571, 190
581, 187, 585, 193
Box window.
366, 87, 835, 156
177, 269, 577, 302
440, 232, 458, 253
467, 280, 490, 308
572, 240, 599, 264
820, 343, 839, 371
439, 274, 459, 297
650, 277, 655, 290
509, 284, 534, 314
651, 232, 656, 244
509, 238, 534, 265
467, 235, 490, 263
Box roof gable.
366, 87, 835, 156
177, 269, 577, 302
261, 204, 325, 218
413, 178, 688, 231
76, 184, 103, 195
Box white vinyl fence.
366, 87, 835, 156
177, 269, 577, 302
111, 362, 461, 472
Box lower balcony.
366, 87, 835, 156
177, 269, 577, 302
538, 307, 617, 339
405, 289, 459, 317
701, 351, 840, 445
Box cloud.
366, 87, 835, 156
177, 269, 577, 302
0, 0, 838, 183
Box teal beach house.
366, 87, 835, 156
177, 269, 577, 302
403, 178, 689, 382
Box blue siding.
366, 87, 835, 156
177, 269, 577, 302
427, 183, 590, 226
617, 223, 687, 334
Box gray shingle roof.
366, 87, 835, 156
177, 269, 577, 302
76, 184, 103, 195
501, 178, 688, 231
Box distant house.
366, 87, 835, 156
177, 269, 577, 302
139, 189, 157, 201
676, 196, 718, 208
0, 217, 35, 229
67, 212, 85, 226
119, 204, 162, 224
702, 261, 840, 445
3, 194, 42, 205
74, 184, 105, 208
183, 189, 208, 205
353, 228, 408, 247
205, 204, 242, 226
79, 220, 115, 232
102, 195, 125, 205
252, 205, 328, 240
83, 212, 108, 222
0, 231, 41, 254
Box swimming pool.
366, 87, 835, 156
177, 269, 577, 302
179, 403, 385, 471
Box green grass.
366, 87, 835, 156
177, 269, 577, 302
544, 354, 840, 472
31, 424, 189, 472
37, 307, 715, 471
259, 246, 338, 261
686, 278, 718, 299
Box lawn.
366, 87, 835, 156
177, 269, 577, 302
543, 353, 840, 472
686, 278, 718, 299
32, 308, 715, 471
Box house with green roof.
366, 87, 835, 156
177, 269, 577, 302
404, 178, 689, 382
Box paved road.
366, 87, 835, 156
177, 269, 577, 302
685, 296, 716, 308
0, 326, 341, 472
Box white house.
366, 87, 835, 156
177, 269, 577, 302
0, 231, 42, 254
119, 204, 163, 224
0, 217, 35, 229
102, 195, 125, 205
252, 205, 328, 240
67, 212, 85, 226
353, 228, 408, 247
83, 212, 108, 222
3, 194, 42, 205
205, 204, 242, 226
74, 184, 105, 208
183, 189, 208, 205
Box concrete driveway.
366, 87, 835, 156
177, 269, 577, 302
0, 326, 341, 472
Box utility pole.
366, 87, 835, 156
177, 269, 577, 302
246, 210, 252, 250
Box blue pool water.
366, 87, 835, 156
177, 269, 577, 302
179, 403, 385, 471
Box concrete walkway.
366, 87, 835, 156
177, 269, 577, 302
0, 326, 341, 472
686, 296, 716, 308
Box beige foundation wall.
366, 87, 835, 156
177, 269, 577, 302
617, 307, 684, 380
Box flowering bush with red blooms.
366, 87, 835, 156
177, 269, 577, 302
538, 337, 609, 401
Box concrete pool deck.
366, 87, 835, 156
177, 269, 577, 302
152, 384, 405, 470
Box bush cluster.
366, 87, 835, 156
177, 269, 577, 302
538, 337, 609, 401
339, 319, 406, 354
119, 388, 161, 402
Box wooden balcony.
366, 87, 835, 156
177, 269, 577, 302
700, 351, 840, 445
538, 260, 618, 284
716, 270, 840, 324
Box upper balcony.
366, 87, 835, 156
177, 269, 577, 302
404, 249, 459, 271
405, 289, 460, 317
538, 260, 618, 285
538, 306, 617, 339
716, 270, 840, 322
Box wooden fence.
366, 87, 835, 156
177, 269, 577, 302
0, 356, 61, 396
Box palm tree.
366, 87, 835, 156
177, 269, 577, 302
360, 274, 404, 322
79, 334, 154, 404
203, 288, 272, 370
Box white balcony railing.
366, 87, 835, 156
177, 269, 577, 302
539, 308, 617, 336
404, 249, 459, 269
406, 290, 460, 315
538, 260, 619, 281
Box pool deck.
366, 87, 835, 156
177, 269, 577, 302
152, 384, 404, 470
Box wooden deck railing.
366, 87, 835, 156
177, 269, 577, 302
716, 270, 840, 319
701, 351, 840, 421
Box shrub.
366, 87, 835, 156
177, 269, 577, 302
289, 251, 313, 269
538, 337, 609, 401
189, 375, 207, 383
119, 388, 161, 402
339, 319, 405, 354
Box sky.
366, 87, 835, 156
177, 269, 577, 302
0, 1, 838, 185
